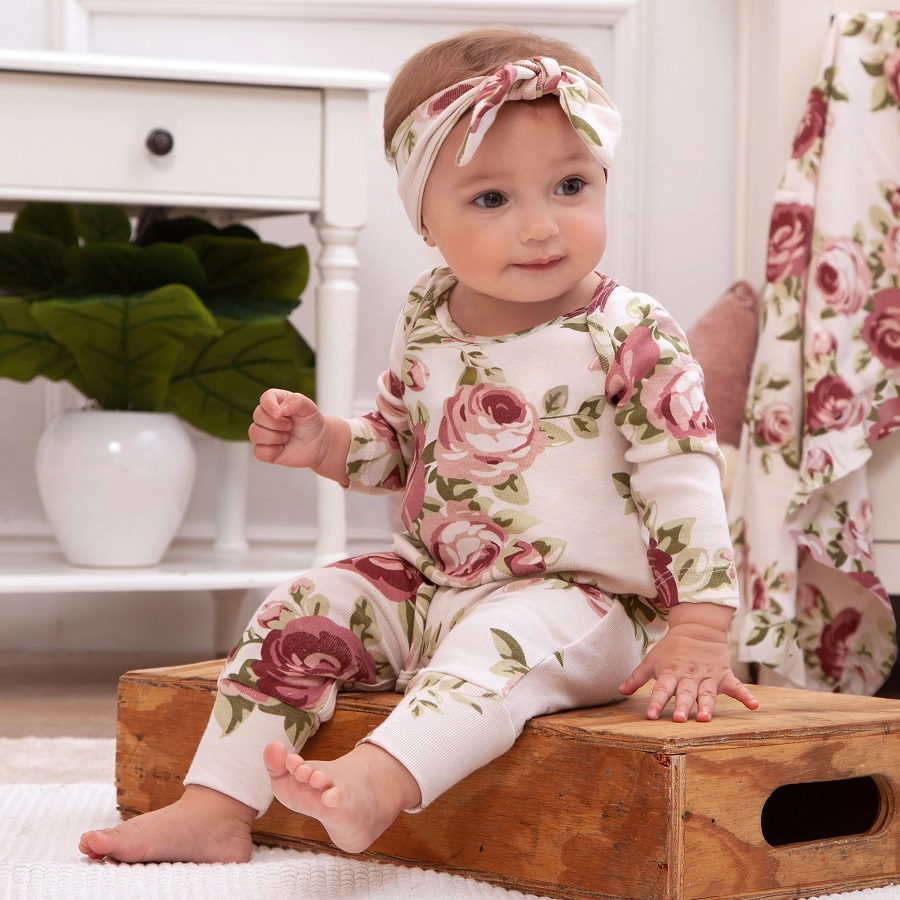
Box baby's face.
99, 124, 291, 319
420, 98, 608, 325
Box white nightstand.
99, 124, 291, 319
0, 49, 389, 649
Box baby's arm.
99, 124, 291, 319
618, 602, 759, 723
249, 388, 351, 485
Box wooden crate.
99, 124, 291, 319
116, 660, 900, 900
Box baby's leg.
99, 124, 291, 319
262, 740, 420, 853
360, 580, 644, 810
79, 554, 430, 863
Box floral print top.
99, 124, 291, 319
345, 266, 738, 647
729, 13, 899, 694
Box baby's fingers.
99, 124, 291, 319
720, 676, 760, 712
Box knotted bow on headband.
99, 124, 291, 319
389, 56, 622, 234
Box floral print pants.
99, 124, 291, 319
185, 553, 642, 812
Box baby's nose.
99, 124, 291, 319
519, 204, 560, 241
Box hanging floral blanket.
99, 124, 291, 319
729, 12, 900, 694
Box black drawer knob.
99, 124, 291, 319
146, 128, 174, 156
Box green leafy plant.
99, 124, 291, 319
0, 202, 314, 440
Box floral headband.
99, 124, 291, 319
389, 56, 622, 234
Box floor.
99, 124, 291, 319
3, 647, 900, 739
1, 650, 209, 738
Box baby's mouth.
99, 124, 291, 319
515, 256, 562, 271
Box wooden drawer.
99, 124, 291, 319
0, 71, 322, 209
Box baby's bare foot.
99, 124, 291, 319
263, 741, 420, 853
78, 784, 256, 863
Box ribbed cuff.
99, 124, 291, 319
360, 677, 516, 810
184, 713, 296, 817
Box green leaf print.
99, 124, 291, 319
259, 701, 317, 746
540, 420, 574, 446
491, 508, 541, 534
492, 473, 530, 504
491, 628, 529, 671
459, 365, 479, 386
213, 690, 254, 736
542, 385, 569, 415
569, 113, 603, 147
407, 673, 493, 719
435, 476, 478, 503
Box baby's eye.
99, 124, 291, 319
556, 178, 585, 196
473, 191, 506, 209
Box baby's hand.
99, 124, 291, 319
249, 388, 328, 468
618, 603, 759, 723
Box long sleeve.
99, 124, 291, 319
590, 289, 739, 609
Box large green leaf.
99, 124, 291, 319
187, 235, 309, 305
65, 242, 207, 295
135, 215, 259, 246
29, 285, 220, 411
78, 204, 132, 244
13, 202, 79, 246
0, 232, 71, 295
0, 296, 75, 381
165, 318, 315, 440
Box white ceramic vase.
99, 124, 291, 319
35, 409, 197, 567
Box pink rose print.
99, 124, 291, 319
251, 615, 376, 710
332, 553, 425, 603
815, 608, 861, 682
750, 567, 769, 611
401, 355, 429, 392
812, 236, 872, 315
219, 678, 271, 704
435, 383, 546, 485
504, 541, 547, 576
847, 571, 890, 605
889, 187, 900, 219
754, 401, 793, 447
643, 361, 715, 441
605, 325, 661, 405
791, 88, 828, 158
426, 82, 474, 117
469, 66, 517, 135
648, 538, 678, 608
880, 225, 900, 275
795, 531, 832, 567
805, 375, 865, 433
766, 203, 814, 284
257, 601, 292, 629
575, 584, 612, 617
837, 502, 875, 567
862, 288, 900, 368
868, 397, 900, 444
805, 446, 834, 479
811, 329, 837, 361
796, 582, 824, 616
884, 47, 900, 106
419, 501, 505, 583
401, 422, 427, 529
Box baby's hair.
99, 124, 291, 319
383, 26, 605, 157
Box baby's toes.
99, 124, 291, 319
308, 767, 335, 792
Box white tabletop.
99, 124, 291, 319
0, 48, 390, 91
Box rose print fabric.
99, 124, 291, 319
185, 553, 642, 812
346, 267, 739, 647
729, 13, 900, 694
185, 269, 738, 813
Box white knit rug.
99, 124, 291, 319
0, 738, 897, 900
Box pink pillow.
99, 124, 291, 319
686, 281, 760, 447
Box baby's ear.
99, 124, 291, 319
686, 281, 760, 448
